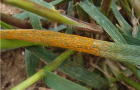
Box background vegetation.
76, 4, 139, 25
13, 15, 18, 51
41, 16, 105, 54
1, 0, 140, 90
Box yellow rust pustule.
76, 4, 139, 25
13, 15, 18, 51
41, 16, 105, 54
1, 29, 111, 57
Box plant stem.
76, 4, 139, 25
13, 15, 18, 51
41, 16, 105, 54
42, 50, 76, 71
11, 49, 76, 90
119, 74, 140, 90
11, 71, 45, 90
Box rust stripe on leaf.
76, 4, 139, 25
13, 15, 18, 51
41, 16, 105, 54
1, 29, 110, 56
1, 29, 140, 64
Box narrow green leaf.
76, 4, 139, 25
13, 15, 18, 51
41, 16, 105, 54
49, 25, 66, 32
65, 1, 74, 34
1, 21, 14, 29
79, 0, 126, 43
73, 52, 84, 67
0, 39, 47, 49
119, 74, 140, 90
43, 71, 89, 90
136, 25, 140, 39
73, 52, 85, 86
29, 0, 54, 9
28, 13, 42, 30
25, 46, 109, 90
51, 0, 72, 6
13, 11, 29, 20
122, 34, 140, 46
111, 1, 132, 35
25, 11, 43, 77
137, 68, 140, 77
25, 50, 40, 77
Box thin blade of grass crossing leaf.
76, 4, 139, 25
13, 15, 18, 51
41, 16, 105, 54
79, 0, 126, 43
73, 52, 85, 86
13, 11, 29, 20
65, 1, 74, 34
0, 39, 47, 49
25, 12, 43, 77
137, 68, 140, 78
29, 0, 53, 9
25, 46, 109, 90
28, 13, 42, 30
73, 52, 84, 67
43, 71, 89, 90
122, 34, 140, 46
136, 25, 140, 39
65, 26, 73, 34
51, 0, 71, 6
25, 50, 40, 77
136, 25, 140, 78
49, 25, 67, 32
111, 1, 132, 36
1, 21, 14, 29
13, 11, 47, 21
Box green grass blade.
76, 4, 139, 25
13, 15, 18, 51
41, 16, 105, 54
136, 25, 140, 39
1, 21, 14, 29
137, 68, 140, 78
65, 1, 74, 34
25, 50, 40, 77
13, 11, 29, 20
51, 0, 71, 6
111, 0, 132, 36
28, 13, 42, 30
0, 39, 48, 49
73, 52, 84, 67
29, 0, 53, 9
73, 52, 85, 86
49, 25, 67, 32
25, 11, 43, 77
79, 0, 126, 43
25, 46, 109, 90
43, 71, 88, 90
122, 34, 140, 46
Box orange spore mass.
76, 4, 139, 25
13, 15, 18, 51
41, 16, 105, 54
1, 29, 111, 57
